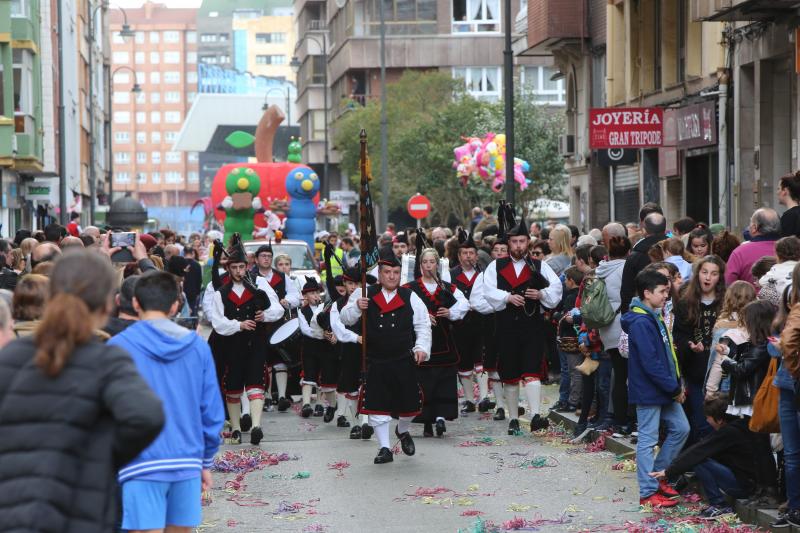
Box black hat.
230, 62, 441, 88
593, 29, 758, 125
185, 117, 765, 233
225, 233, 247, 264
497, 201, 518, 242
343, 264, 378, 285
378, 248, 401, 268
302, 276, 322, 294
334, 274, 344, 287
393, 232, 408, 245
255, 240, 273, 257
457, 228, 477, 250
167, 255, 189, 277
506, 217, 530, 238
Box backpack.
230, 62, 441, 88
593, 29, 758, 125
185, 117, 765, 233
580, 274, 617, 329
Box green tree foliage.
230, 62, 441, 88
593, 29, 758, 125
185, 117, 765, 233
334, 71, 565, 225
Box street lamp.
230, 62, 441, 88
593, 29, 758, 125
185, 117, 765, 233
263, 86, 291, 125
108, 65, 141, 204
290, 32, 329, 198
88, 2, 133, 224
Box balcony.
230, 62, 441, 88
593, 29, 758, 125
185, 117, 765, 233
692, 0, 800, 21
526, 0, 585, 53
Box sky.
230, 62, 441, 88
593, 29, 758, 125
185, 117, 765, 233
115, 0, 202, 7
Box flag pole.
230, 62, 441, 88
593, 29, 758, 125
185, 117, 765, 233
359, 129, 369, 374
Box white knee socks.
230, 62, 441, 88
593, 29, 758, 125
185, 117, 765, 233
227, 400, 242, 431
477, 372, 489, 401
493, 382, 505, 412
246, 388, 265, 428
301, 384, 313, 406
240, 393, 250, 415
324, 390, 337, 407
524, 380, 542, 417
397, 417, 412, 434
275, 370, 288, 399
370, 415, 391, 449
335, 393, 347, 417
460, 375, 475, 403
505, 385, 520, 420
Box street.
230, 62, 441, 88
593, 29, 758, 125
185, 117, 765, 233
200, 385, 642, 533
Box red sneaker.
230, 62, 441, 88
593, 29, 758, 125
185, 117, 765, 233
640, 493, 679, 508
658, 479, 680, 499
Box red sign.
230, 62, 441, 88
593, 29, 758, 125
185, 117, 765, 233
407, 194, 431, 220
589, 107, 664, 149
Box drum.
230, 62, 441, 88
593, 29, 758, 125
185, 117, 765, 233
270, 318, 302, 368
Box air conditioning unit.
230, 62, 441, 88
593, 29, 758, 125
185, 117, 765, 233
558, 134, 575, 157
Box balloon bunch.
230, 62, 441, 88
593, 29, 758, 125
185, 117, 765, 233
453, 133, 532, 192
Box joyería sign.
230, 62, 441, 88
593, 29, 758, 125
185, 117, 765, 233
589, 108, 664, 149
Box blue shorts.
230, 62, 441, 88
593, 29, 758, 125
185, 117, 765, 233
121, 476, 202, 530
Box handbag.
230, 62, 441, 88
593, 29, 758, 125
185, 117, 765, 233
556, 317, 580, 353
748, 358, 781, 433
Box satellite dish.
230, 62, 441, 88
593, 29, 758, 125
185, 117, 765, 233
335, 0, 346, 8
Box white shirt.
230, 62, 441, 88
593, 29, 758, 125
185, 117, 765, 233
420, 279, 470, 322
258, 268, 301, 309
210, 278, 283, 336
339, 286, 432, 359
201, 269, 228, 324
482, 257, 562, 312
468, 272, 495, 315
330, 301, 359, 344
298, 303, 326, 340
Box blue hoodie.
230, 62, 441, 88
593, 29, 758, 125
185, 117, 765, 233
108, 319, 224, 483
621, 297, 682, 406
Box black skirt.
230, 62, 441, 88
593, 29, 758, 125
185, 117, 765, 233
413, 364, 459, 423
359, 354, 422, 417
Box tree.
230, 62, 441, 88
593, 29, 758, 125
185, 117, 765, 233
334, 71, 565, 226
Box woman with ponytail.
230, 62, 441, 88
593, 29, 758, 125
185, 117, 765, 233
0, 250, 165, 532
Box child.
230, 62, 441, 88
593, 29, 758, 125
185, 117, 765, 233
552, 266, 584, 413
661, 238, 694, 282
298, 277, 339, 420
621, 269, 689, 508
109, 271, 225, 532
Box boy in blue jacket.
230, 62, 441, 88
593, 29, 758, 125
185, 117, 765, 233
109, 270, 225, 532
621, 269, 689, 509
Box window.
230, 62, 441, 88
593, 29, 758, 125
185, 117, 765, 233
164, 31, 180, 43
136, 112, 146, 124
115, 172, 130, 183
165, 112, 181, 123
149, 31, 160, 44
355, 0, 437, 36
152, 172, 161, 184
165, 171, 183, 183
310, 56, 325, 84
165, 91, 181, 103
135, 32, 145, 44
200, 33, 217, 43
150, 92, 160, 104
135, 91, 146, 104
112, 32, 125, 44
233, 8, 261, 20
209, 11, 218, 17
452, 0, 500, 33
114, 72, 130, 84
164, 71, 180, 84
164, 51, 180, 64
187, 92, 197, 102
114, 132, 130, 143
188, 152, 199, 162
152, 151, 161, 163
187, 72, 198, 84
135, 52, 145, 64
149, 52, 160, 64
255, 32, 287, 44
150, 72, 160, 84
220, 55, 230, 64
201, 56, 218, 65
256, 55, 287, 65
151, 131, 161, 143
138, 173, 147, 184
186, 31, 197, 43
136, 152, 147, 163
452, 67, 501, 101
136, 131, 146, 143
150, 111, 161, 123
166, 151, 182, 163
113, 92, 130, 104
112, 51, 130, 64
219, 33, 229, 42
310, 110, 326, 141
186, 52, 197, 64
165, 131, 178, 143
115, 152, 130, 163
136, 71, 145, 84
114, 111, 130, 123
12, 49, 34, 125
521, 66, 566, 105
188, 171, 199, 183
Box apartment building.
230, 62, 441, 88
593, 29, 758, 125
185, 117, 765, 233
109, 1, 199, 214
232, 8, 296, 81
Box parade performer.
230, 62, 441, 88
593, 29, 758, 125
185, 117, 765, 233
481, 217, 562, 434
450, 229, 491, 414
340, 252, 432, 464
298, 277, 339, 420
209, 235, 284, 444
405, 246, 469, 437
251, 241, 301, 412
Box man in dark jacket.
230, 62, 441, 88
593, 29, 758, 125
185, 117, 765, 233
183, 247, 204, 315
620, 206, 667, 313
104, 275, 140, 336
651, 397, 756, 519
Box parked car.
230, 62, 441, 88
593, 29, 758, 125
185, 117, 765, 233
244, 239, 320, 285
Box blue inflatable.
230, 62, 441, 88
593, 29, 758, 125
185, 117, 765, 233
283, 166, 320, 249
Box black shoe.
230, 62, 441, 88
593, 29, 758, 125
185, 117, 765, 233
560, 404, 577, 413
250, 426, 264, 445
240, 414, 252, 433
435, 419, 446, 437
313, 404, 324, 417
518, 406, 526, 416
478, 398, 493, 412
395, 427, 416, 456
323, 406, 336, 423
550, 400, 567, 411
231, 429, 242, 444
493, 407, 506, 421
530, 414, 550, 432
349, 425, 362, 439
361, 423, 374, 440
301, 404, 313, 418
374, 447, 393, 464
770, 515, 791, 528
461, 401, 476, 414
277, 397, 291, 412
508, 419, 520, 435
785, 509, 800, 527
423, 422, 434, 437
337, 415, 350, 428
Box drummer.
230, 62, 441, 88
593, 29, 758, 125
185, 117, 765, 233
252, 243, 301, 413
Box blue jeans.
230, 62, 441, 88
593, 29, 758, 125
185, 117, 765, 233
558, 349, 571, 405
780, 387, 800, 510
694, 458, 751, 506
597, 358, 612, 423
683, 380, 712, 445
636, 402, 690, 498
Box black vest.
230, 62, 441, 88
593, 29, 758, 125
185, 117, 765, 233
405, 279, 458, 363
450, 265, 478, 299
255, 269, 287, 300
337, 296, 360, 335
365, 285, 415, 359
219, 283, 261, 322
494, 257, 545, 325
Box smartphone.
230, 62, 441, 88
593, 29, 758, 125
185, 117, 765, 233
111, 232, 136, 248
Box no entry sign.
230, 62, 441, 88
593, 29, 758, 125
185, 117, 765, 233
589, 107, 664, 149
407, 194, 431, 220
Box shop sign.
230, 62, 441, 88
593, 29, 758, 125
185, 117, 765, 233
589, 108, 664, 149
675, 101, 716, 149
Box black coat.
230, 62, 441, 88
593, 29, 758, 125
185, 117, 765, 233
619, 233, 667, 313
721, 340, 771, 408
0, 338, 164, 533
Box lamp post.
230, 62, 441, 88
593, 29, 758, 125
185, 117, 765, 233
290, 33, 328, 198
263, 86, 291, 125
108, 65, 141, 204
88, 2, 133, 224
503, 0, 515, 206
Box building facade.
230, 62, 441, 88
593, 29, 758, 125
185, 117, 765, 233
232, 9, 296, 81
109, 1, 199, 217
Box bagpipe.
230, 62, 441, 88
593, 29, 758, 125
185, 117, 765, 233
212, 233, 271, 320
